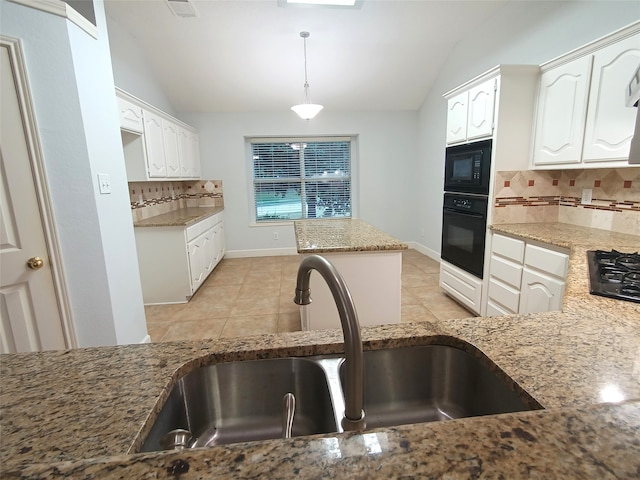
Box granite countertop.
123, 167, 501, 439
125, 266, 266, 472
2, 222, 639, 478
133, 206, 224, 228
294, 218, 408, 254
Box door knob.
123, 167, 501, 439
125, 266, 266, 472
27, 256, 44, 270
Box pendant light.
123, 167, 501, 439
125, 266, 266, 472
291, 31, 324, 120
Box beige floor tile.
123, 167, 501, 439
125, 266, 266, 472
229, 296, 280, 317
220, 314, 278, 338
401, 304, 439, 323
144, 304, 189, 323
161, 317, 228, 342
146, 249, 471, 342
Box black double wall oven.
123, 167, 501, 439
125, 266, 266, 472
441, 139, 492, 279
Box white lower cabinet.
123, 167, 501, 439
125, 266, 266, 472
135, 212, 225, 304
486, 233, 568, 316
440, 261, 483, 315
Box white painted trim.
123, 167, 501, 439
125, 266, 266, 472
139, 335, 151, 344
0, 35, 77, 348
541, 20, 640, 71
224, 247, 299, 258
7, 0, 98, 39
406, 241, 441, 263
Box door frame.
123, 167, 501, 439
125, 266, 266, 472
1, 35, 76, 348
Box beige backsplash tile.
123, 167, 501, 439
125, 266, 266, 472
493, 167, 640, 236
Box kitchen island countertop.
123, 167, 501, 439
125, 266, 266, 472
1, 222, 639, 478
294, 218, 408, 253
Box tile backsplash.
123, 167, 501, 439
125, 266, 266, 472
129, 180, 224, 222
492, 168, 640, 236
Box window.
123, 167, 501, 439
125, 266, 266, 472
250, 137, 352, 222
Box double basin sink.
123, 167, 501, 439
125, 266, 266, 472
141, 344, 542, 452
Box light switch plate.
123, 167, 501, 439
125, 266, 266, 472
98, 174, 112, 194
581, 188, 592, 204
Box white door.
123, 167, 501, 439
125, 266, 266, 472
0, 40, 68, 353
532, 55, 593, 166
583, 33, 640, 162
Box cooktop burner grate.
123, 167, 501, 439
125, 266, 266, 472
587, 250, 640, 303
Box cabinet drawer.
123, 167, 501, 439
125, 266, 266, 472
489, 255, 523, 289
524, 244, 569, 278
186, 222, 203, 242
492, 234, 525, 263
487, 278, 520, 313
486, 300, 512, 317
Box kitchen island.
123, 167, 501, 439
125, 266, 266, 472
293, 219, 408, 330
1, 223, 640, 479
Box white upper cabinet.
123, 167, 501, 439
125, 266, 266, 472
583, 34, 640, 163
162, 119, 181, 178
117, 96, 143, 134
142, 110, 167, 178
532, 26, 640, 168
117, 88, 201, 181
446, 78, 496, 145
446, 91, 468, 144
467, 79, 496, 141
532, 56, 592, 166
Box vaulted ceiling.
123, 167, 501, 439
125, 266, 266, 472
104, 0, 510, 113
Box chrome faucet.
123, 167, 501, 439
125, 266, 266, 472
294, 254, 366, 431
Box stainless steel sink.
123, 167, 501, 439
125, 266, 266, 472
141, 357, 338, 452
339, 345, 542, 430
141, 344, 541, 452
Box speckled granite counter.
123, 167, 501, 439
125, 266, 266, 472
294, 219, 408, 253
2, 222, 639, 478
133, 206, 223, 228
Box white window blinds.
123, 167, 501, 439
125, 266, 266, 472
251, 138, 352, 222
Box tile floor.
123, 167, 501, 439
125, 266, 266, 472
144, 249, 473, 342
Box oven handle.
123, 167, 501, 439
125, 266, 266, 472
443, 208, 485, 219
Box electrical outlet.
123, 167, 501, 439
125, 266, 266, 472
273, 232, 279, 240
581, 188, 593, 205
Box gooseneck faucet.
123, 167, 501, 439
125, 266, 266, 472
294, 255, 366, 431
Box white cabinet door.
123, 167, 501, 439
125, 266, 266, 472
446, 91, 468, 144
117, 97, 143, 133
583, 33, 640, 163
188, 233, 206, 293
177, 127, 191, 178
466, 78, 496, 141
143, 110, 167, 178
519, 267, 565, 314
162, 120, 181, 178
532, 55, 592, 166
188, 131, 201, 178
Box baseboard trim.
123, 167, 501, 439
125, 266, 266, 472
405, 241, 440, 262
139, 334, 151, 344
224, 247, 298, 258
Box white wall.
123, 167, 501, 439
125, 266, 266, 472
179, 111, 419, 253
417, 1, 640, 255
1, 0, 148, 346
106, 13, 175, 115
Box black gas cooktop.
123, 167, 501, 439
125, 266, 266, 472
587, 250, 640, 303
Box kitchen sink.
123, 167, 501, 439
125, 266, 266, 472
141, 344, 541, 452
140, 357, 338, 452
339, 345, 542, 429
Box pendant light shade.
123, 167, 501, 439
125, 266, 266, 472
291, 31, 323, 120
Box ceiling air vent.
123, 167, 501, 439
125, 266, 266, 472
165, 0, 199, 18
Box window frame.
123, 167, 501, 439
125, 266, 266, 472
247, 135, 358, 226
